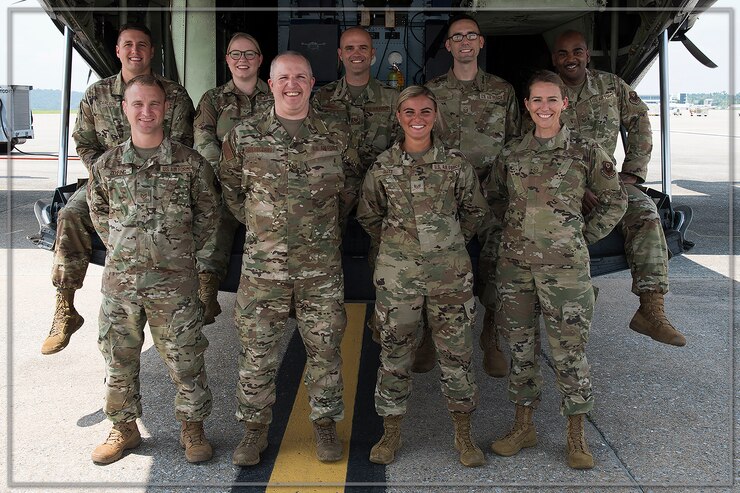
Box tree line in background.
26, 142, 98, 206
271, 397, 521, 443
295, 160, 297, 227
26, 88, 739, 112
30, 89, 84, 111
684, 92, 738, 108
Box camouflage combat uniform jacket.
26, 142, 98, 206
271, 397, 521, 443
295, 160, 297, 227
485, 126, 627, 266
313, 76, 399, 173
87, 138, 219, 298
560, 69, 652, 182
357, 140, 488, 296
426, 68, 520, 183
73, 72, 195, 169
194, 78, 273, 171
219, 106, 360, 281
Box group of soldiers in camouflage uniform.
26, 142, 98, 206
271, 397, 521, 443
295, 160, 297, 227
39, 14, 686, 470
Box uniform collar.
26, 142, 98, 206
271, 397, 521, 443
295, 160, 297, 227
330, 76, 381, 104
224, 78, 270, 97
444, 67, 486, 91
113, 71, 166, 98
517, 124, 571, 152
392, 137, 447, 165
122, 137, 172, 167
259, 105, 330, 140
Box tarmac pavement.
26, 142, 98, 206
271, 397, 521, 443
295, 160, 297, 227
0, 111, 737, 492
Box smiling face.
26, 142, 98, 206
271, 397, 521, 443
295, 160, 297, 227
397, 94, 436, 149
552, 31, 590, 86
116, 28, 155, 79
268, 54, 315, 119
524, 81, 567, 138
445, 18, 484, 65
123, 82, 167, 137
338, 28, 375, 79
226, 36, 263, 83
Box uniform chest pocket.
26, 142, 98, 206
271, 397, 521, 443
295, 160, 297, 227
552, 158, 585, 200
595, 91, 619, 140
108, 176, 135, 223
157, 174, 191, 214
305, 154, 343, 203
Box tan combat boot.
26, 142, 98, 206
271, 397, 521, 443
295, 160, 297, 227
233, 422, 268, 466
198, 272, 222, 325
480, 310, 508, 378
629, 292, 686, 346
491, 404, 537, 456
369, 415, 403, 464
450, 411, 485, 467
180, 420, 213, 463
91, 421, 141, 464
313, 417, 342, 462
566, 414, 594, 469
42, 288, 84, 355
410, 328, 436, 373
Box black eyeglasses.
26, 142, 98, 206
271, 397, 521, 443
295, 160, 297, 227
228, 50, 260, 60
448, 33, 480, 42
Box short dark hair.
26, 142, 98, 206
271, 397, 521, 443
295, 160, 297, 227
525, 70, 566, 99
123, 74, 166, 100
117, 23, 153, 45
447, 13, 481, 37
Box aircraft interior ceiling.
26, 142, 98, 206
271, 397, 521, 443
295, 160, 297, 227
38, 0, 716, 102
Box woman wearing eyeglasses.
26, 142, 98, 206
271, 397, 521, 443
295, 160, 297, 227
193, 32, 274, 325
356, 85, 489, 467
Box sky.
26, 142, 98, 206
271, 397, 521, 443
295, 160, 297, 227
0, 0, 737, 95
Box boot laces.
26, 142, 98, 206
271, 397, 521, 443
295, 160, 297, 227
568, 425, 587, 453
377, 427, 400, 448
105, 426, 130, 446
183, 422, 205, 447
242, 427, 264, 447
50, 293, 70, 337
453, 415, 476, 449
315, 422, 337, 444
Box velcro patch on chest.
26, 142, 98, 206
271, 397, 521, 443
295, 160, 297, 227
244, 146, 273, 153
310, 145, 339, 152
98, 100, 121, 108
432, 163, 460, 172
161, 165, 190, 174
365, 105, 391, 112
110, 168, 131, 176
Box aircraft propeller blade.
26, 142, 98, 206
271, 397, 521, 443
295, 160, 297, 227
676, 35, 718, 68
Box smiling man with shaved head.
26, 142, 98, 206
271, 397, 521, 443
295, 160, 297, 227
551, 29, 686, 348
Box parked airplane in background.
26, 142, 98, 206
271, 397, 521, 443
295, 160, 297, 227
28, 0, 711, 299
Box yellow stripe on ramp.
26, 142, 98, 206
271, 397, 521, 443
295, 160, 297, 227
266, 303, 367, 492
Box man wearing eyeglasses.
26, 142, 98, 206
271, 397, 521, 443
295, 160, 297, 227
421, 14, 521, 377
194, 32, 273, 324
41, 23, 195, 356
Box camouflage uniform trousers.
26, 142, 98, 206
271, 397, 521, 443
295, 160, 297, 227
52, 187, 94, 289
374, 288, 479, 417
195, 201, 239, 279
495, 257, 594, 416
234, 274, 346, 425
621, 184, 669, 295
98, 292, 212, 423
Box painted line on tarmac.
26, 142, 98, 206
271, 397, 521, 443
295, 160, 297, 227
265, 302, 369, 492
